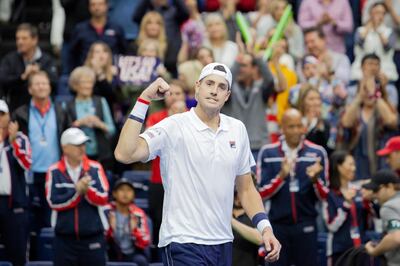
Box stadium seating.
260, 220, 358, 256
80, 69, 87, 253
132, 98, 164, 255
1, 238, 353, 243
25, 261, 53, 266
121, 170, 151, 199
107, 262, 138, 266
37, 228, 54, 261
0, 261, 12, 266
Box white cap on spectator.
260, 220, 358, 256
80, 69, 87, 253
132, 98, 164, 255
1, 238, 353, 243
198, 62, 232, 89
0, 100, 9, 113
61, 128, 90, 146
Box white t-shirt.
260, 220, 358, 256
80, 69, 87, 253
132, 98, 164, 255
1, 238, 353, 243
140, 108, 255, 247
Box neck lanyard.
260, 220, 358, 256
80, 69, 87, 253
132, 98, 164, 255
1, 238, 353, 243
32, 107, 50, 141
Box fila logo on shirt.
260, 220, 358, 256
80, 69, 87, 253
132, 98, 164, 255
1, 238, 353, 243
229, 141, 236, 149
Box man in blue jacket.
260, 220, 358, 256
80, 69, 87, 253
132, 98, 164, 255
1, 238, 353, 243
46, 127, 109, 266
257, 108, 329, 266
0, 100, 31, 266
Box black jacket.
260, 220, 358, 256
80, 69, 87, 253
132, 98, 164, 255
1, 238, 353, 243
0, 51, 58, 111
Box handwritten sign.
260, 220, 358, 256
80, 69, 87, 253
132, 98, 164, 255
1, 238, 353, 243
116, 55, 160, 86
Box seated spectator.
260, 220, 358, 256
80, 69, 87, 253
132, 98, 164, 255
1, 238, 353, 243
347, 54, 398, 109
178, 60, 204, 108
106, 178, 150, 266
302, 27, 351, 85
364, 169, 400, 265
203, 12, 239, 68
84, 42, 118, 112
46, 127, 109, 266
323, 151, 374, 266
377, 136, 400, 177
248, 0, 271, 38
195, 46, 215, 67
132, 0, 189, 76
298, 0, 353, 54
296, 85, 331, 153
12, 71, 68, 260
66, 66, 116, 170
134, 11, 167, 60
212, 0, 239, 41
254, 0, 304, 61
69, 0, 126, 70
178, 0, 206, 63
339, 74, 398, 180
0, 23, 58, 111
232, 183, 262, 266
351, 2, 398, 82
0, 100, 31, 266
137, 39, 171, 82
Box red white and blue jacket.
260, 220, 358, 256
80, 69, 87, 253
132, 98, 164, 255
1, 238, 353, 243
45, 156, 109, 238
257, 138, 329, 224
105, 202, 151, 250
3, 132, 31, 208
322, 188, 374, 256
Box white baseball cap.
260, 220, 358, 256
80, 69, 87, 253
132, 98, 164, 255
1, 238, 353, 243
198, 62, 232, 89
61, 127, 90, 146
0, 100, 9, 113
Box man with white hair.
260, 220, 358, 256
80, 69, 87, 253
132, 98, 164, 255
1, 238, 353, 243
115, 63, 281, 265
46, 127, 109, 266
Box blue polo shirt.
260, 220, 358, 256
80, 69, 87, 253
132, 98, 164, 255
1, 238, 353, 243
29, 101, 60, 173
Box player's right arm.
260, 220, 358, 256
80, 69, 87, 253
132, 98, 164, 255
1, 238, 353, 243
114, 78, 170, 164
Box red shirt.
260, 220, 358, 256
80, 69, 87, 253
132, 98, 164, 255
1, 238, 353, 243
146, 109, 169, 184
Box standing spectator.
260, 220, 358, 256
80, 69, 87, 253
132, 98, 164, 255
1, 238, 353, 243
146, 80, 186, 248
0, 100, 31, 266
253, 0, 305, 61
222, 45, 275, 157
214, 0, 239, 41
108, 0, 140, 43
377, 136, 400, 177
302, 26, 351, 85
60, 0, 90, 74
203, 13, 239, 68
66, 66, 116, 170
84, 42, 118, 111
298, 0, 353, 54
248, 0, 271, 39
323, 151, 373, 266
347, 54, 398, 109
46, 127, 109, 266
132, 0, 189, 76
0, 23, 58, 112
257, 108, 329, 266
364, 169, 400, 266
352, 2, 398, 82
12, 71, 69, 259
106, 178, 150, 266
134, 12, 167, 60
69, 0, 127, 69
340, 74, 398, 180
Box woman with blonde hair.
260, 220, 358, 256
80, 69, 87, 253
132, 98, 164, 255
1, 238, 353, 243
203, 12, 238, 68
136, 11, 167, 60
84, 42, 117, 109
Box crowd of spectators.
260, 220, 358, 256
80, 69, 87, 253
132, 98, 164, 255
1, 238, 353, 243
0, 0, 400, 266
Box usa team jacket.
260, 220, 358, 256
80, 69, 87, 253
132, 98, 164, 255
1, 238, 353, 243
257, 139, 329, 224
105, 202, 151, 250
45, 156, 109, 238
4, 132, 31, 208
322, 189, 374, 256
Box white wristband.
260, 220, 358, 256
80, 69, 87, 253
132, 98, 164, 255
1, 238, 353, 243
257, 219, 272, 234
129, 98, 150, 123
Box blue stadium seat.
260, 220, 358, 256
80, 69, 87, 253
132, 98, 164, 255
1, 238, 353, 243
134, 198, 149, 213
25, 261, 53, 266
121, 171, 151, 199
107, 262, 137, 266
150, 263, 163, 266
0, 261, 12, 266
37, 228, 54, 261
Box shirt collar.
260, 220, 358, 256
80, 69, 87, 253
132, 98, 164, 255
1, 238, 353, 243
31, 99, 51, 116
24, 47, 42, 65
189, 108, 229, 132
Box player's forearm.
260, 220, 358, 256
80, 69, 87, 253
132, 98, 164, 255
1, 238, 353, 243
114, 119, 144, 163
239, 184, 267, 220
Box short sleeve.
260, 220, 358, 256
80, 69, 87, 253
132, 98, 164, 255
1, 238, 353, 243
381, 205, 400, 233
139, 118, 174, 162
236, 123, 256, 176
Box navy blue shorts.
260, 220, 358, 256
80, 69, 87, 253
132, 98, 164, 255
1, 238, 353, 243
161, 242, 232, 266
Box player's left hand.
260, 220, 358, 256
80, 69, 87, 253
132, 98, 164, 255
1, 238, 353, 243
262, 227, 281, 262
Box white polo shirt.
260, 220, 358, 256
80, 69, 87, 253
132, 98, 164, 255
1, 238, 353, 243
140, 108, 255, 247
